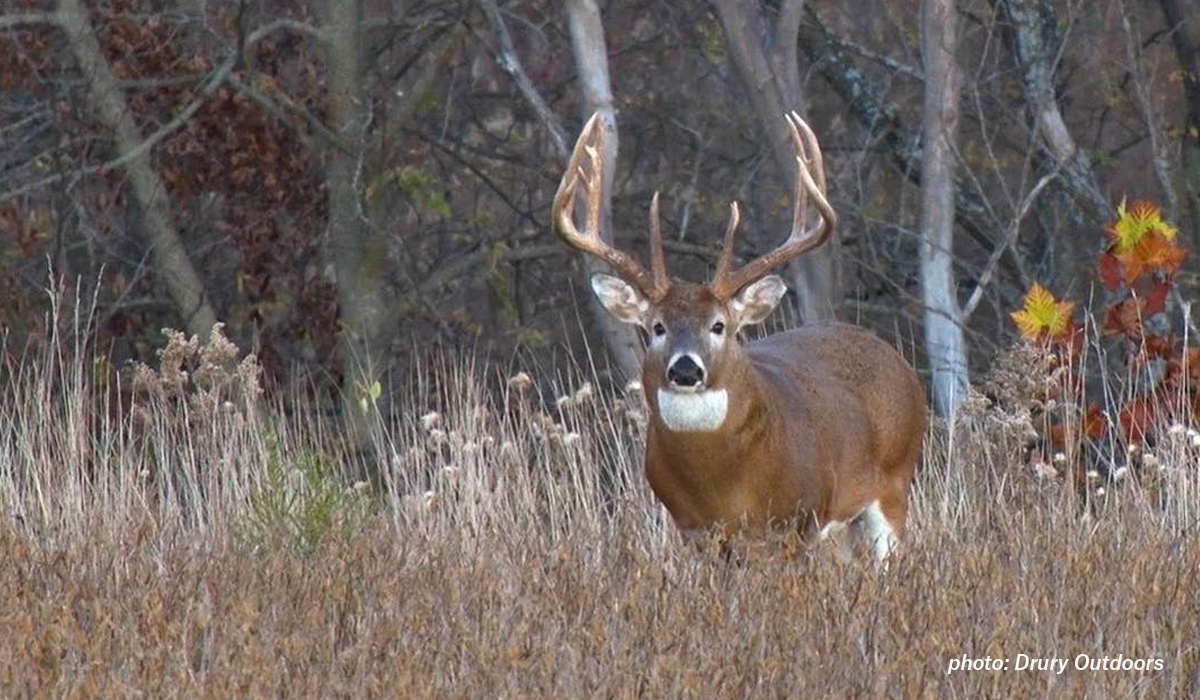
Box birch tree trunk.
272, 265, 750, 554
564, 0, 642, 380
710, 0, 841, 323
919, 0, 969, 417
57, 0, 218, 340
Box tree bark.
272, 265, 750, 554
919, 0, 969, 418
1157, 0, 1200, 249
326, 0, 391, 447
57, 0, 218, 339
710, 0, 842, 323
564, 0, 642, 381
1117, 0, 1179, 223
994, 0, 1115, 224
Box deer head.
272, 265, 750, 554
552, 112, 836, 402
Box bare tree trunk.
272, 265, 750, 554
326, 0, 391, 447
564, 0, 642, 380
710, 0, 841, 323
919, 0, 968, 418
995, 0, 1115, 223
57, 0, 218, 339
1157, 0, 1200, 248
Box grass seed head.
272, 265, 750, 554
507, 371, 533, 392
421, 411, 442, 431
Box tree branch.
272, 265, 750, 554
480, 0, 569, 160
962, 171, 1056, 318
227, 72, 349, 153
1, 54, 236, 205
1118, 0, 1178, 222
992, 0, 1115, 222
1, 12, 320, 205
0, 11, 59, 28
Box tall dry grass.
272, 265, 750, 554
1, 294, 1198, 698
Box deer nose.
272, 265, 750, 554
667, 355, 705, 387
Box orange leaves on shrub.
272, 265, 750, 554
1048, 402, 1109, 448
1102, 282, 1170, 340
1010, 198, 1196, 457
1108, 200, 1177, 252
1083, 402, 1109, 441
1119, 396, 1158, 443
1099, 200, 1187, 289
1011, 283, 1076, 341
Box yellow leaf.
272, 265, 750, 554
1109, 200, 1176, 254
1010, 282, 1076, 340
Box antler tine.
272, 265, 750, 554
788, 111, 835, 242
552, 113, 657, 297
648, 192, 671, 298
790, 112, 825, 192
711, 201, 741, 285
710, 112, 836, 298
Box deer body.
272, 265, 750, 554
553, 113, 927, 560
644, 320, 925, 546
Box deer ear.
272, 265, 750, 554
730, 275, 787, 328
590, 273, 650, 326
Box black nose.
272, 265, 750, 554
667, 355, 705, 387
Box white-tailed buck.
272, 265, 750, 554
553, 113, 927, 560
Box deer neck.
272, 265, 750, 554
647, 349, 770, 455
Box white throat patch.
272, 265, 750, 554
657, 388, 729, 432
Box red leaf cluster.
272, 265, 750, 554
1016, 199, 1198, 461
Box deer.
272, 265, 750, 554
552, 112, 927, 561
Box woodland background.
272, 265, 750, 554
3, 0, 1200, 431
5, 2, 1200, 694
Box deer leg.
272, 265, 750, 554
859, 426, 921, 564
858, 500, 900, 562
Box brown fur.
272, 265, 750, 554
639, 283, 927, 541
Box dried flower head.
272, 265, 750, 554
1032, 462, 1057, 480
508, 371, 533, 392
194, 323, 239, 392
572, 382, 594, 404
420, 412, 442, 432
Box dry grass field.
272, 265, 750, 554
2, 312, 1199, 699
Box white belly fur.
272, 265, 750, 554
657, 388, 728, 432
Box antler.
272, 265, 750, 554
552, 113, 671, 300
709, 112, 837, 299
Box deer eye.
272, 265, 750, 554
710, 321, 725, 335
652, 322, 666, 337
